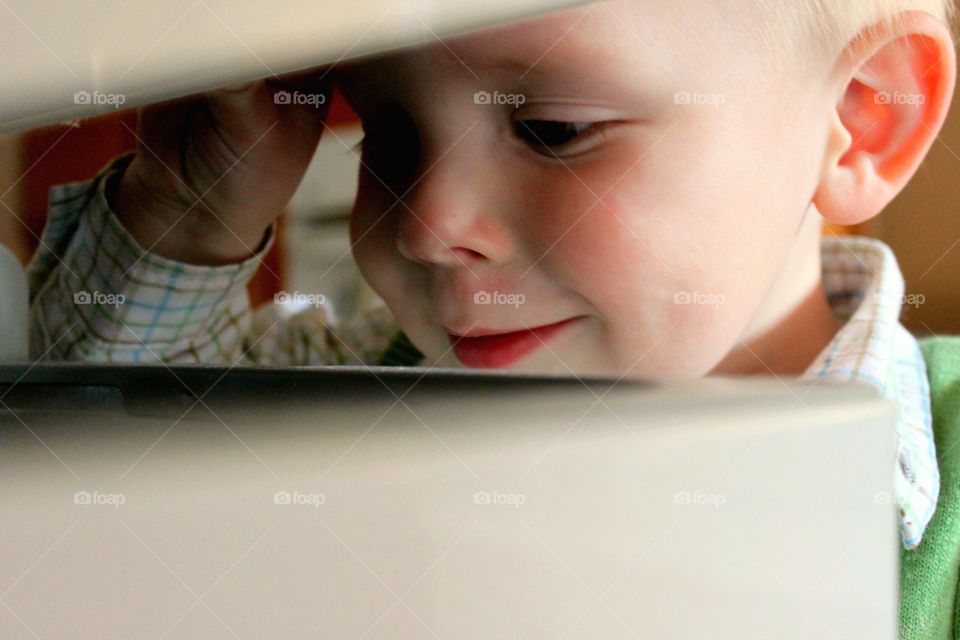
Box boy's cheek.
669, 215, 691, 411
349, 213, 409, 300
614, 302, 750, 377
552, 229, 754, 376
354, 240, 409, 301
349, 214, 446, 348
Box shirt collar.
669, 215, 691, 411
802, 235, 937, 550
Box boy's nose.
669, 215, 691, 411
395, 164, 512, 268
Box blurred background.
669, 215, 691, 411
0, 77, 957, 336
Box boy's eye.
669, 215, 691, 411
514, 120, 596, 154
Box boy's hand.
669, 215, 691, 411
112, 73, 331, 265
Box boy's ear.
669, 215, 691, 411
813, 10, 956, 226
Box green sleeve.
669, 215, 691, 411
900, 337, 960, 639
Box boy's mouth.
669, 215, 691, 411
446, 316, 584, 369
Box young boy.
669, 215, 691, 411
25, 1, 960, 636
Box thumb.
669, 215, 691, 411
203, 80, 275, 137
204, 78, 327, 148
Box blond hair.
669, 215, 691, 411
759, 0, 956, 73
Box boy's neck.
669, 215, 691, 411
711, 213, 842, 376
712, 280, 841, 376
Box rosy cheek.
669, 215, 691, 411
550, 188, 659, 282
524, 174, 616, 260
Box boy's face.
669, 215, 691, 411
338, 1, 834, 377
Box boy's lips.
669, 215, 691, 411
447, 316, 585, 369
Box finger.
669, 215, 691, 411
134, 97, 202, 158
269, 65, 336, 93
204, 79, 327, 146
263, 73, 333, 125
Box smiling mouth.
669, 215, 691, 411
447, 316, 585, 369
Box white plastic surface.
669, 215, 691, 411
0, 377, 899, 639
0, 0, 593, 132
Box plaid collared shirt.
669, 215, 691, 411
803, 236, 936, 550
28, 153, 937, 549
28, 153, 400, 367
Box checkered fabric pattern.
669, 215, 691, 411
27, 154, 937, 548
28, 153, 399, 365
804, 236, 936, 550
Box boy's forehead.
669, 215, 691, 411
337, 1, 753, 98
421, 2, 657, 75
344, 3, 664, 81
443, 4, 600, 67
